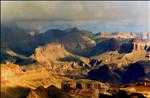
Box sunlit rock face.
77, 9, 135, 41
132, 39, 150, 51
119, 38, 150, 53
61, 80, 109, 91
33, 43, 67, 65
94, 32, 135, 39
1, 64, 22, 78
61, 80, 109, 98
27, 85, 72, 98
94, 32, 150, 41
32, 43, 87, 70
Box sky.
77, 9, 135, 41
1, 1, 150, 33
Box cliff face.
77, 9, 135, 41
132, 39, 150, 51
119, 38, 150, 53
33, 43, 69, 65
32, 43, 88, 70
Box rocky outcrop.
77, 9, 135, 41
89, 59, 102, 67
27, 85, 72, 98
90, 38, 120, 56
1, 63, 22, 77
62, 80, 109, 92
61, 80, 148, 98
88, 65, 122, 84
119, 38, 150, 53
88, 61, 148, 84
33, 43, 67, 65
27, 86, 48, 98
132, 39, 150, 51
99, 90, 146, 98
61, 80, 109, 98
32, 43, 87, 70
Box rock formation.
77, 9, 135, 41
132, 39, 150, 51
32, 43, 88, 70
62, 80, 109, 91
1, 25, 150, 98
27, 85, 72, 98
99, 90, 147, 98
87, 61, 148, 84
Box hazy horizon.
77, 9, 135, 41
1, 1, 150, 32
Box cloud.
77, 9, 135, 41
1, 1, 150, 32
1, 1, 149, 21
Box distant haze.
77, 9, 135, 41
1, 1, 150, 32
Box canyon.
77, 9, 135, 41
1, 26, 150, 98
